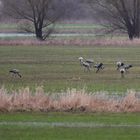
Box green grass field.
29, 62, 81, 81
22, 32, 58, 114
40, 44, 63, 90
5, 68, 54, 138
0, 113, 140, 140
0, 45, 140, 93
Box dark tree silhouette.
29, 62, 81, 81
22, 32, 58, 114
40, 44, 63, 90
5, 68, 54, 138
89, 0, 140, 40
2, 0, 65, 40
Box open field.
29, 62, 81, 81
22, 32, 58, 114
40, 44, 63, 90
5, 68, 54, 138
0, 45, 140, 92
0, 113, 140, 140
0, 22, 140, 93
0, 44, 140, 92
0, 23, 103, 40
0, 23, 102, 33
0, 23, 140, 139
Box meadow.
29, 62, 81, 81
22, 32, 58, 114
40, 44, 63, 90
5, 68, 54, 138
0, 22, 101, 33
0, 22, 140, 139
0, 45, 140, 93
0, 113, 140, 140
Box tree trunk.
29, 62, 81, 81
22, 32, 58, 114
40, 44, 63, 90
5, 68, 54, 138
35, 27, 44, 40
128, 32, 134, 40
128, 27, 135, 40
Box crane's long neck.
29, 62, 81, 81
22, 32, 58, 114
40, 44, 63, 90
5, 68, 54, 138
80, 59, 84, 64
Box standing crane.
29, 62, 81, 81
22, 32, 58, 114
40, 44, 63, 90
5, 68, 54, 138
78, 57, 91, 72
78, 57, 94, 68
94, 63, 104, 73
116, 61, 124, 70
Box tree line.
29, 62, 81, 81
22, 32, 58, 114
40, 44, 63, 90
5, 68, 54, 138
1, 0, 140, 40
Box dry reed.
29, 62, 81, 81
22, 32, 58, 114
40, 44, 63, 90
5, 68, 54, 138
1, 38, 140, 46
0, 87, 140, 113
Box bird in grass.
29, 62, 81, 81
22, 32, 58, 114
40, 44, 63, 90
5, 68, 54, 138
119, 67, 125, 78
78, 57, 91, 72
85, 59, 94, 67
78, 57, 94, 68
9, 69, 22, 78
78, 57, 84, 66
116, 61, 124, 70
94, 63, 104, 73
124, 64, 133, 71
118, 63, 133, 78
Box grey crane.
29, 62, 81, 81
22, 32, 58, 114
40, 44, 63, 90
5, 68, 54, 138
116, 61, 124, 70
94, 63, 104, 73
9, 69, 22, 78
78, 57, 90, 71
85, 59, 94, 67
78, 57, 84, 66
119, 67, 125, 78
78, 57, 94, 68
118, 63, 133, 78
82, 61, 91, 72
124, 64, 133, 71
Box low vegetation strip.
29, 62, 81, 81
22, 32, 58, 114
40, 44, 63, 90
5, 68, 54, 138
0, 87, 140, 113
1, 38, 140, 46
0, 122, 140, 128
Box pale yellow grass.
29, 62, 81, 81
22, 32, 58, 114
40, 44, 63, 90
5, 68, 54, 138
0, 87, 140, 112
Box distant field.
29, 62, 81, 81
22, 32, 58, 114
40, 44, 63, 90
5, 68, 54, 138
54, 23, 102, 29
0, 24, 17, 30
0, 113, 140, 140
0, 23, 102, 30
0, 45, 140, 93
0, 23, 102, 34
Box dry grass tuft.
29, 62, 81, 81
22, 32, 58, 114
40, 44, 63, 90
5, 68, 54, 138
0, 87, 140, 113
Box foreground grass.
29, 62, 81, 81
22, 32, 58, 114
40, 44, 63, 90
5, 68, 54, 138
0, 113, 140, 140
0, 112, 140, 124
1, 126, 140, 140
0, 45, 140, 92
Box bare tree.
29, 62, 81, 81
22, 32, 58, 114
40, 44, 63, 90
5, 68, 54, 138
2, 0, 65, 40
89, 0, 140, 40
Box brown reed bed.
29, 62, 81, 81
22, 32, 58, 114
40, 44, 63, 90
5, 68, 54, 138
1, 38, 140, 46
0, 87, 140, 113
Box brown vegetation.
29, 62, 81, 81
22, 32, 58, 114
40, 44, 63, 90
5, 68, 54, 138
1, 38, 140, 46
0, 87, 140, 113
